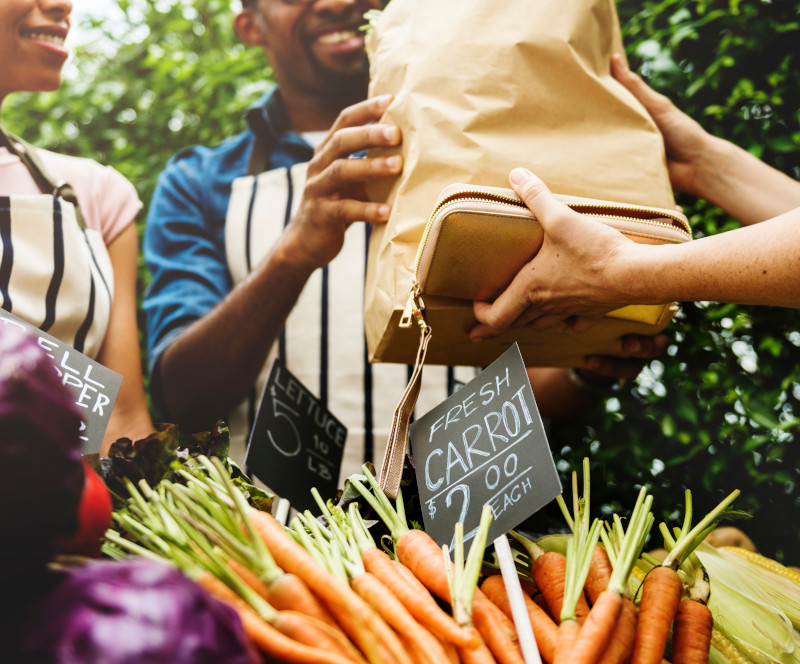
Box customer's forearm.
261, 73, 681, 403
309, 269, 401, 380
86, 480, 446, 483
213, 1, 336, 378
692, 137, 800, 225
621, 207, 800, 308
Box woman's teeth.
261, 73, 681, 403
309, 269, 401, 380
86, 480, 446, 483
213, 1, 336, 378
25, 32, 66, 46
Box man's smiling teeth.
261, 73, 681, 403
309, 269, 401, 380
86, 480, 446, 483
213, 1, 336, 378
24, 32, 66, 46
317, 30, 358, 45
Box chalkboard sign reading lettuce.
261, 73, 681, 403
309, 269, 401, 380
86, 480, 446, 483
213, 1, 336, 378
409, 344, 561, 548
246, 358, 346, 513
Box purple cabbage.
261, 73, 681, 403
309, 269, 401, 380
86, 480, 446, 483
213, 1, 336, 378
0, 324, 84, 583
15, 558, 261, 664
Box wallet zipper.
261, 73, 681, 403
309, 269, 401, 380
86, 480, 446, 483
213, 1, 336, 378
400, 188, 692, 329
400, 282, 428, 330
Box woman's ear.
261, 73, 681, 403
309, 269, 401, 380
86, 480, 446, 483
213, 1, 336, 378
234, 8, 268, 47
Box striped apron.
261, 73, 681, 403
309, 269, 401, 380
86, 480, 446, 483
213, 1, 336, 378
0, 194, 113, 360
225, 163, 477, 484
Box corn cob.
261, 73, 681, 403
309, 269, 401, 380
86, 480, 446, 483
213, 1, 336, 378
711, 627, 770, 664
718, 547, 800, 586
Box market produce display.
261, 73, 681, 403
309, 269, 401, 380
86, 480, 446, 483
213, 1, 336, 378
3, 322, 800, 664
99, 455, 799, 664
0, 326, 263, 664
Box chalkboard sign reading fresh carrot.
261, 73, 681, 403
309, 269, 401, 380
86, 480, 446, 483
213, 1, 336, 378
246, 358, 346, 512
409, 344, 560, 550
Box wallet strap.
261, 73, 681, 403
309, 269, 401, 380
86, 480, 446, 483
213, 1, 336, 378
379, 310, 432, 499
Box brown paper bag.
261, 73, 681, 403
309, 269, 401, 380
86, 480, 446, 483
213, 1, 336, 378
364, 0, 679, 367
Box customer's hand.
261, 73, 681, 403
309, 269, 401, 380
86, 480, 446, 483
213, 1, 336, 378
471, 168, 644, 339
611, 54, 713, 198
284, 94, 402, 271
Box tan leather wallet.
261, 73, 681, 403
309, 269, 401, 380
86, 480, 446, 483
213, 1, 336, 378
375, 182, 692, 369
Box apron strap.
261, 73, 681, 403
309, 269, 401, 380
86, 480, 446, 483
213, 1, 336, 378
246, 135, 270, 176
0, 126, 87, 230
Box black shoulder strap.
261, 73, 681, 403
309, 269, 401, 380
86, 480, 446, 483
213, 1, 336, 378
246, 136, 270, 176
0, 126, 87, 229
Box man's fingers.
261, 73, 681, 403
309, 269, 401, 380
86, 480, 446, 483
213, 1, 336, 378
327, 94, 393, 134
526, 314, 567, 331
620, 333, 670, 358
584, 356, 646, 380
610, 53, 650, 100
307, 151, 403, 197
583, 333, 669, 377
316, 123, 401, 166
316, 198, 392, 225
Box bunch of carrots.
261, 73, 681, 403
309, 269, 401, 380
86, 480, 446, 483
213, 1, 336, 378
103, 455, 758, 664
487, 459, 744, 664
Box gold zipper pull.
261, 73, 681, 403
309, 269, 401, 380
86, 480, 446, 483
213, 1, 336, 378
399, 283, 428, 331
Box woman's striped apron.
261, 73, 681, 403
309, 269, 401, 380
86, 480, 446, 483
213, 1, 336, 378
0, 133, 113, 360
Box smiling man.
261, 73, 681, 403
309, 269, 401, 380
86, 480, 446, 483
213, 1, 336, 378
144, 0, 457, 480
143, 0, 666, 486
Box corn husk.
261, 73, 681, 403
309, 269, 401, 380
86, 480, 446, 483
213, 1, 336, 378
696, 541, 800, 664
533, 532, 800, 663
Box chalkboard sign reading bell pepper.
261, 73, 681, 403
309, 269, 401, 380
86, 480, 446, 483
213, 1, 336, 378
409, 344, 561, 549
0, 308, 122, 455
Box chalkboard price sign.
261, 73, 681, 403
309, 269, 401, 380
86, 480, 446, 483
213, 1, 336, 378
246, 358, 347, 512
409, 344, 561, 550
0, 308, 122, 455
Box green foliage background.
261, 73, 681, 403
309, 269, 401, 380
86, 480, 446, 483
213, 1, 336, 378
4, 0, 799, 560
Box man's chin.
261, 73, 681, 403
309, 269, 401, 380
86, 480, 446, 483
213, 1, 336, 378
316, 66, 369, 99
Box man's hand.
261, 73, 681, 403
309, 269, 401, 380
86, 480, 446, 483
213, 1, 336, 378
611, 54, 713, 198
282, 94, 402, 271
583, 333, 670, 381
528, 333, 669, 422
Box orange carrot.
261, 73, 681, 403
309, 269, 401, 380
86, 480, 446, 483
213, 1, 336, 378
442, 639, 461, 664
569, 589, 623, 664
227, 557, 342, 632
532, 550, 591, 625
458, 626, 499, 664
227, 558, 272, 600
532, 592, 551, 617
272, 611, 369, 664
194, 571, 355, 664
267, 572, 340, 628
584, 546, 613, 605
472, 594, 525, 664
670, 598, 713, 664
247, 510, 414, 664
222, 560, 358, 660
597, 596, 637, 664
361, 547, 478, 648
395, 528, 524, 664
351, 571, 452, 664
480, 573, 558, 663
553, 618, 580, 664
630, 566, 683, 664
